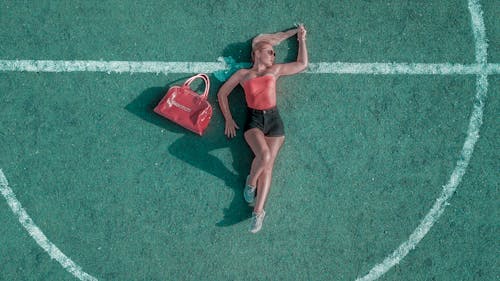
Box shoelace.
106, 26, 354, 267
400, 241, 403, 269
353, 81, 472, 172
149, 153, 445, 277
253, 212, 265, 220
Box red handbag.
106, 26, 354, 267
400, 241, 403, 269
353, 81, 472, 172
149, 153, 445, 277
154, 74, 212, 135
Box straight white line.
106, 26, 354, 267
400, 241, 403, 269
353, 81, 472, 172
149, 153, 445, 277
0, 59, 499, 75
0, 60, 225, 75
0, 170, 97, 281
308, 62, 499, 75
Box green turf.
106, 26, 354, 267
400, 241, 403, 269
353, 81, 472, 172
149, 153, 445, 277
0, 1, 498, 280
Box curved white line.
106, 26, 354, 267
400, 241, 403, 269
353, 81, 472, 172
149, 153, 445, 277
0, 170, 98, 281
356, 0, 489, 280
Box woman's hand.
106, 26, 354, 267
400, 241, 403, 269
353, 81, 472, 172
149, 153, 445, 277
297, 24, 307, 41
224, 119, 240, 138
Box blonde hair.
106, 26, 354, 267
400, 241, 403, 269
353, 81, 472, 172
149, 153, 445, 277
251, 29, 296, 62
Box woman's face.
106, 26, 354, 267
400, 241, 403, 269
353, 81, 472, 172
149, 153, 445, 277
254, 44, 275, 66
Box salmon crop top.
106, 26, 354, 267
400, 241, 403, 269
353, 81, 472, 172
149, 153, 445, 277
242, 75, 277, 110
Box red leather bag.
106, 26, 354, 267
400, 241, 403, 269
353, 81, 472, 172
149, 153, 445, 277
154, 74, 212, 135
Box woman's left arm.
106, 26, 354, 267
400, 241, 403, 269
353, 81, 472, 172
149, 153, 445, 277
276, 25, 308, 76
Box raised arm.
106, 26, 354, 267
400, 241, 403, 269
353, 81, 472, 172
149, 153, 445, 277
276, 25, 308, 76
217, 69, 246, 138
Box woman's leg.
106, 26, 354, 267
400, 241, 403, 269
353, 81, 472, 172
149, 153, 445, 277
244, 128, 272, 188
253, 136, 285, 213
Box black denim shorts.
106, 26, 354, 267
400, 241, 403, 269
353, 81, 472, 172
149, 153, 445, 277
244, 107, 285, 137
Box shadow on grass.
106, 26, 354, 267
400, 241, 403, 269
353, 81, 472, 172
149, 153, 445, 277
125, 77, 253, 227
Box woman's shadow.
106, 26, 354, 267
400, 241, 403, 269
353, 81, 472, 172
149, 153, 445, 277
125, 74, 253, 227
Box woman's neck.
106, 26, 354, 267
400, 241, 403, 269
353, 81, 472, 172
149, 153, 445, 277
252, 62, 271, 74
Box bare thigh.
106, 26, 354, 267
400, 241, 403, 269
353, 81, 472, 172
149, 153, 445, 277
244, 129, 285, 165
264, 136, 285, 166
244, 128, 269, 158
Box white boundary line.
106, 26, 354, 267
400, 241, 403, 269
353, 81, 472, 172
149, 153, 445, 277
0, 1, 494, 280
0, 59, 499, 75
356, 0, 489, 280
0, 170, 97, 281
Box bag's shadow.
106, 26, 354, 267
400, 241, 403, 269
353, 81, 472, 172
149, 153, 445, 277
125, 76, 253, 227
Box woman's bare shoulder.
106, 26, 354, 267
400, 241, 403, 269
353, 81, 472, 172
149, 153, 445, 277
232, 68, 250, 80
234, 68, 255, 83
236, 68, 251, 76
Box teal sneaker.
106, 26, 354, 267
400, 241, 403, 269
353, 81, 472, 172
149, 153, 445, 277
249, 210, 266, 233
243, 176, 256, 205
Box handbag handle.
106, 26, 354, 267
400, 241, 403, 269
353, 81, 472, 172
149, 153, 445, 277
183, 73, 210, 100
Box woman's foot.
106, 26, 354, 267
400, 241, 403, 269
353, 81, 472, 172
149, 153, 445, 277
249, 210, 266, 233
243, 176, 256, 205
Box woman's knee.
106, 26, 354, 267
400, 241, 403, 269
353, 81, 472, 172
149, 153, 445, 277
256, 148, 272, 166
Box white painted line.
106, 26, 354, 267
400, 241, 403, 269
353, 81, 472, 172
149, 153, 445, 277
356, 0, 489, 280
308, 62, 499, 75
0, 59, 499, 75
0, 170, 98, 281
356, 74, 488, 281
468, 0, 488, 64
0, 60, 226, 75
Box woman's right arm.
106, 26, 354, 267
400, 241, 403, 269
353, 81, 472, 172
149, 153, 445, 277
275, 25, 308, 76
217, 69, 246, 138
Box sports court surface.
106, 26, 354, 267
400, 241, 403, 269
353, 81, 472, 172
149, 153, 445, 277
0, 1, 499, 280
